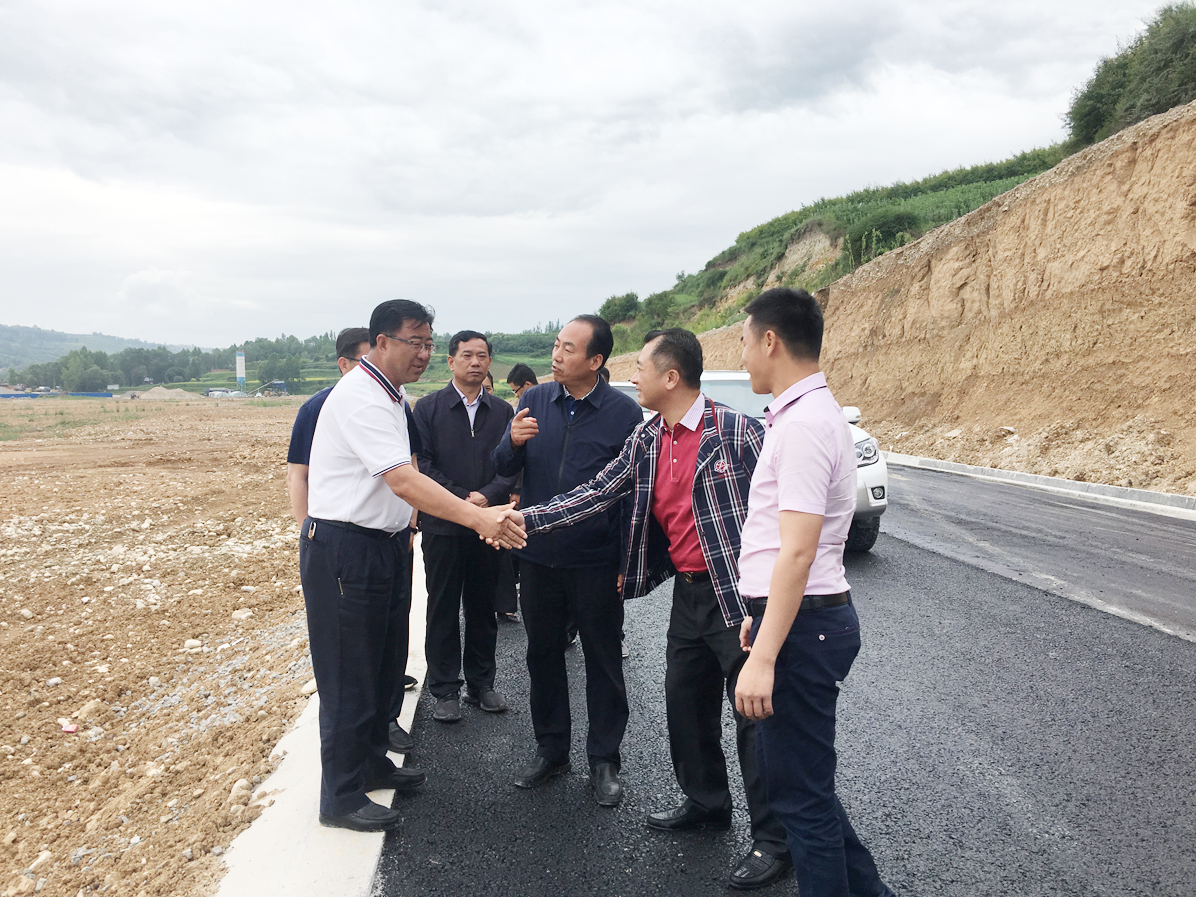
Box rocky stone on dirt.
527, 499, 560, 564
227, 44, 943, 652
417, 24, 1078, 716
301, 678, 318, 696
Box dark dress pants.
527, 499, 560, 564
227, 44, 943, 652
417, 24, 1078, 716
390, 529, 415, 721
520, 560, 627, 766
752, 601, 894, 897
666, 576, 788, 858
494, 550, 519, 616
299, 519, 409, 817
422, 531, 501, 699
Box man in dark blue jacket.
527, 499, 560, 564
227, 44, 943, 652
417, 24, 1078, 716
412, 331, 517, 723
492, 314, 643, 806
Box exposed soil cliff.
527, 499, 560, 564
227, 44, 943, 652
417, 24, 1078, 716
610, 100, 1196, 494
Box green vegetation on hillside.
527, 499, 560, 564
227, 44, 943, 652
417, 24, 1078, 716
1067, 3, 1196, 147
0, 324, 180, 370
594, 2, 1196, 356
597, 146, 1066, 355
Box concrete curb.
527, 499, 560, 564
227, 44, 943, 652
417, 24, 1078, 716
215, 535, 430, 897
884, 452, 1196, 522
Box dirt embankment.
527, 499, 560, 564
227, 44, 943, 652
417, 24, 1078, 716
0, 398, 312, 897
612, 100, 1196, 495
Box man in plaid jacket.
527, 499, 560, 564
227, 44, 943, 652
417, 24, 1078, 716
501, 328, 791, 891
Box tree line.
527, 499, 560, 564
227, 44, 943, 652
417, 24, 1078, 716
7, 333, 339, 392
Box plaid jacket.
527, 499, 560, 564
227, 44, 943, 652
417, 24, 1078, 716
522, 399, 765, 627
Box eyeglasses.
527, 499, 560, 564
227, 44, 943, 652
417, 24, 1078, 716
385, 335, 437, 354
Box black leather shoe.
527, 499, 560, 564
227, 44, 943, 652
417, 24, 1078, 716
462, 686, 509, 713
402, 674, 418, 691
366, 764, 426, 793
388, 722, 414, 753
319, 800, 402, 832
432, 695, 461, 723
589, 761, 623, 807
645, 803, 733, 831
728, 849, 792, 890
512, 755, 571, 789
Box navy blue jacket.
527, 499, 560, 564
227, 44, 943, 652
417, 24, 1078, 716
492, 378, 643, 569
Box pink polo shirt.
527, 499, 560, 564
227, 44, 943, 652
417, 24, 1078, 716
737, 372, 855, 599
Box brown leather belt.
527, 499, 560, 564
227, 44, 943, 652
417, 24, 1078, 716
747, 592, 850, 617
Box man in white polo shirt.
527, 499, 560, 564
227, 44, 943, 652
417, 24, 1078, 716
733, 288, 895, 897
302, 299, 526, 833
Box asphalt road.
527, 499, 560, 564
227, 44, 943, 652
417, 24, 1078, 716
885, 465, 1196, 640
376, 477, 1196, 897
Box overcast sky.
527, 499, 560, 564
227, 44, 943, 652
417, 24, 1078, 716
0, 0, 1165, 348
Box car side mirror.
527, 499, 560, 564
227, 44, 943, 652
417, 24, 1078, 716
842, 406, 862, 425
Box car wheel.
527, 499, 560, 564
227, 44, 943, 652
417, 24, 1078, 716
845, 516, 880, 552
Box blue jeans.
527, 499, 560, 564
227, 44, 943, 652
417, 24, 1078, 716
752, 600, 894, 897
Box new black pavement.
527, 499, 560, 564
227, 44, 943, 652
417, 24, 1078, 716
377, 538, 1196, 897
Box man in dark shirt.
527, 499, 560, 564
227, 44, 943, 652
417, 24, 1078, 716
286, 328, 371, 525
492, 315, 643, 806
412, 331, 517, 723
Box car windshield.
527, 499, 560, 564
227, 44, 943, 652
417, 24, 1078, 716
611, 382, 638, 402
700, 379, 770, 419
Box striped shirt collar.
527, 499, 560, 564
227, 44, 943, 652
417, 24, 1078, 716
357, 357, 406, 404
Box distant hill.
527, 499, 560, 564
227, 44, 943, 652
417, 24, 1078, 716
0, 325, 184, 370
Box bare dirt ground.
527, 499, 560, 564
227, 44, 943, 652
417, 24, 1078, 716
0, 396, 312, 897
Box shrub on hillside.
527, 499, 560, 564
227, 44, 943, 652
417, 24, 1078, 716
598, 292, 641, 323
1068, 3, 1196, 147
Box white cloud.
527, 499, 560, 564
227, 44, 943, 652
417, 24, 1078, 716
0, 0, 1169, 346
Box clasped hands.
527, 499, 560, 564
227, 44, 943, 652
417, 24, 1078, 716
475, 503, 527, 550
480, 507, 526, 549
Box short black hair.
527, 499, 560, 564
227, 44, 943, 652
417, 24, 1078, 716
506, 363, 537, 387
743, 288, 823, 361
569, 314, 614, 367
369, 300, 435, 347
597, 366, 610, 382
643, 328, 703, 389
449, 330, 493, 356
335, 327, 371, 360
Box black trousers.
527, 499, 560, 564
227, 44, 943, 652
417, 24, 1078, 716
299, 519, 409, 816
520, 560, 627, 766
494, 551, 519, 616
422, 531, 502, 699
667, 576, 789, 858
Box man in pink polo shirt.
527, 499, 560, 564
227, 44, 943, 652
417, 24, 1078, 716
734, 288, 895, 897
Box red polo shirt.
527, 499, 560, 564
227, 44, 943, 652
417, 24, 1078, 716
651, 394, 706, 573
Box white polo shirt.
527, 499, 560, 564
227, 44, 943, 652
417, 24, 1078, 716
307, 359, 414, 532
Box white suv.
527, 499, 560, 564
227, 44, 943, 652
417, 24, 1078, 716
610, 371, 887, 552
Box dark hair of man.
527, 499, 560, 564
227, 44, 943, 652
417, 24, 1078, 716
483, 371, 494, 387
570, 314, 614, 367
335, 327, 371, 360
597, 366, 610, 382
448, 330, 494, 357
506, 363, 537, 387
369, 299, 435, 347
643, 327, 703, 389
743, 288, 823, 361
